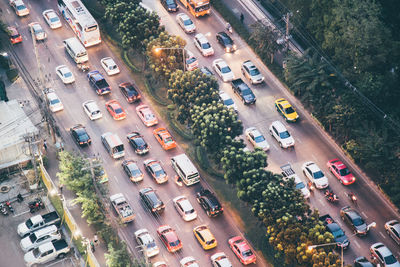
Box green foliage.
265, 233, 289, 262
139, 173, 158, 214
168, 69, 219, 124
122, 50, 140, 73
104, 242, 133, 267
0, 80, 8, 101
6, 68, 18, 82
167, 111, 194, 140
57, 152, 92, 192
72, 191, 105, 224
249, 21, 283, 64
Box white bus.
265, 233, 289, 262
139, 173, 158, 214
171, 154, 200, 186
63, 37, 88, 63
57, 0, 101, 47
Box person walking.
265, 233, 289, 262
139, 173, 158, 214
43, 139, 48, 151
240, 13, 244, 23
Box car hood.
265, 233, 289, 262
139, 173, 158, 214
282, 136, 295, 146
251, 73, 264, 82
355, 223, 368, 234
243, 94, 255, 103
334, 234, 349, 246
24, 251, 36, 264
20, 237, 33, 251
256, 140, 269, 150
18, 223, 29, 236
314, 177, 329, 187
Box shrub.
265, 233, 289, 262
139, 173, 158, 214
6, 68, 19, 82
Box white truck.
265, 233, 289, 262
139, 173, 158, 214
110, 193, 135, 223
17, 211, 61, 237
24, 239, 70, 267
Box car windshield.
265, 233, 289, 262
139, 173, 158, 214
339, 168, 350, 176
279, 131, 290, 139
169, 240, 180, 247
11, 33, 20, 38
296, 182, 305, 190
331, 228, 345, 238
32, 248, 41, 258
95, 79, 109, 88
50, 17, 59, 22
186, 57, 197, 64
29, 234, 37, 243
17, 4, 26, 10
26, 219, 33, 228
166, 0, 175, 5
242, 249, 253, 257
254, 135, 265, 143
384, 255, 397, 264
64, 72, 72, 78
285, 107, 295, 114
201, 42, 211, 49
164, 136, 173, 144
50, 99, 60, 105
353, 217, 365, 226
221, 66, 231, 74
146, 242, 156, 249
183, 19, 193, 26
313, 171, 324, 179
223, 98, 234, 105
185, 209, 194, 215
206, 239, 215, 245
249, 68, 260, 76
115, 108, 123, 114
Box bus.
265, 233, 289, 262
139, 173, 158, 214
171, 154, 200, 186
178, 0, 210, 17
57, 0, 101, 47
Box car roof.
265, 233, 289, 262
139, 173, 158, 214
271, 121, 287, 132
219, 92, 231, 100
14, 0, 25, 5
177, 198, 192, 211
389, 220, 400, 232
47, 92, 58, 99
214, 59, 227, 67
248, 127, 262, 136
236, 240, 250, 251
163, 229, 177, 242
373, 243, 393, 257
178, 13, 190, 20
243, 60, 255, 68
102, 57, 115, 65
332, 161, 347, 170
84, 100, 99, 109
196, 226, 213, 240
7, 26, 18, 34
305, 162, 320, 172
195, 33, 208, 43
90, 72, 104, 81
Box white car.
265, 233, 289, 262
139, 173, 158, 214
245, 127, 270, 151
29, 22, 47, 41
302, 161, 329, 189
42, 9, 62, 29
185, 50, 199, 71
134, 229, 159, 258
219, 91, 237, 112
46, 90, 63, 112
293, 175, 310, 199
176, 13, 196, 33
385, 220, 400, 245
211, 252, 233, 267
82, 100, 102, 120
152, 262, 167, 267
173, 195, 197, 221
241, 60, 264, 84
194, 33, 214, 56
180, 256, 199, 267
55, 65, 75, 84
370, 242, 400, 267
100, 57, 120, 76
269, 121, 295, 148
20, 226, 61, 252
10, 0, 29, 17
213, 59, 235, 82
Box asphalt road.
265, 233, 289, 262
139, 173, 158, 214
2, 0, 400, 266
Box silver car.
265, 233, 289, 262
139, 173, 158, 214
134, 229, 159, 258
370, 242, 400, 267
173, 195, 197, 221
176, 13, 196, 33
385, 220, 400, 245
29, 22, 47, 41
241, 60, 264, 84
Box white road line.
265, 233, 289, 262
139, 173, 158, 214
189, 244, 194, 252
296, 137, 302, 144
13, 210, 30, 217
318, 198, 324, 205
198, 215, 203, 223
353, 239, 361, 248
23, 36, 28, 41
379, 231, 386, 239
6, 8, 10, 14
175, 223, 181, 231
361, 211, 368, 218
136, 212, 142, 221
27, 2, 32, 8
114, 176, 119, 185
14, 21, 19, 26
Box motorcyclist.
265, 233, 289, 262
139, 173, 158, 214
226, 22, 232, 33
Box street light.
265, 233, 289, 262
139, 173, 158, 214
153, 47, 186, 72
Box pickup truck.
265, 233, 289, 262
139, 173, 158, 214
231, 78, 256, 105
87, 70, 111, 95
24, 239, 70, 267
319, 214, 349, 249
110, 193, 135, 223
280, 164, 310, 199
18, 211, 61, 237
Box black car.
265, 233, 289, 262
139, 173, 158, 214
231, 79, 256, 105
340, 206, 368, 235
216, 32, 236, 53
127, 132, 149, 155
87, 70, 111, 95
196, 188, 223, 217
161, 0, 178, 12
122, 160, 144, 182
70, 124, 91, 146
354, 256, 374, 267
119, 82, 141, 103
139, 187, 165, 214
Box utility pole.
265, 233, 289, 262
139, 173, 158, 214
24, 132, 40, 182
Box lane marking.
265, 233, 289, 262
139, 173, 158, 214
189, 244, 194, 252
15, 21, 19, 26
379, 231, 386, 239
114, 176, 119, 185
136, 212, 142, 221
353, 239, 361, 248
361, 211, 368, 218
175, 223, 181, 231
13, 210, 30, 217
7, 8, 10, 14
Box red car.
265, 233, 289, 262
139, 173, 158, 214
153, 127, 176, 150
327, 158, 355, 185
157, 225, 182, 253
136, 104, 158, 127
228, 236, 256, 265
105, 100, 126, 120
7, 26, 22, 44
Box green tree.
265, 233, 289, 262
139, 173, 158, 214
57, 151, 92, 192
72, 191, 104, 224
104, 242, 133, 267
105, 1, 139, 25
249, 21, 283, 63
168, 69, 219, 124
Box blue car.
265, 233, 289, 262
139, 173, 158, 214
87, 71, 111, 95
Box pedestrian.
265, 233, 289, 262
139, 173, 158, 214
90, 241, 95, 252
59, 184, 63, 194
240, 13, 244, 23
94, 235, 98, 246
43, 139, 47, 151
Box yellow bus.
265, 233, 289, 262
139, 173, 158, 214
179, 0, 210, 17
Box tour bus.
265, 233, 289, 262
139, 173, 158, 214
178, 0, 210, 17
57, 0, 101, 47
101, 132, 125, 159
63, 37, 88, 63
171, 154, 200, 186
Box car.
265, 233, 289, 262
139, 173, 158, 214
144, 159, 168, 184
193, 225, 217, 250
139, 187, 165, 213
119, 82, 140, 103
194, 33, 214, 56
173, 196, 197, 221
216, 32, 237, 53
127, 132, 149, 155
200, 66, 214, 76
70, 124, 91, 147
228, 236, 256, 265
28, 22, 47, 41
82, 100, 102, 120
219, 91, 237, 112
340, 206, 369, 235
122, 160, 144, 182
153, 127, 176, 150
153, 262, 167, 267
231, 79, 256, 105
180, 256, 199, 267
105, 100, 126, 120
241, 60, 264, 84
370, 242, 400, 267
245, 127, 270, 151
275, 98, 299, 122
213, 59, 235, 82
302, 161, 329, 189
160, 0, 178, 12
55, 65, 75, 84
87, 71, 111, 95
7, 26, 22, 44
136, 105, 158, 127
293, 175, 311, 199
196, 188, 223, 217
320, 215, 350, 249
134, 229, 159, 258
211, 252, 233, 267
157, 225, 182, 253
354, 256, 374, 267
100, 57, 120, 76
46, 90, 64, 112
327, 158, 355, 185
10, 0, 29, 16
176, 13, 196, 33
269, 121, 295, 148
185, 50, 199, 71
42, 9, 62, 29
385, 220, 400, 245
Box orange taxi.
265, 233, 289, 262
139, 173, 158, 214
153, 128, 176, 150
105, 100, 126, 120
7, 26, 22, 44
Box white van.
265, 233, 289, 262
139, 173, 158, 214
171, 154, 200, 186
101, 132, 125, 159
20, 225, 61, 252
63, 37, 88, 63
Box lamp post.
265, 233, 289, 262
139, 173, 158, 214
154, 47, 186, 72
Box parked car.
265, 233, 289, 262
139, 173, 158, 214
211, 252, 233, 267
157, 225, 182, 252
70, 124, 91, 147
327, 158, 356, 185
194, 33, 214, 56
101, 57, 120, 76
269, 120, 295, 148
7, 26, 22, 44
160, 0, 178, 12
136, 104, 158, 127
46, 90, 64, 113
105, 100, 126, 120
173, 196, 197, 221
87, 70, 111, 95
24, 239, 70, 267
127, 132, 149, 155
219, 91, 237, 112
320, 214, 349, 249
241, 60, 264, 84
42, 9, 62, 29
180, 256, 199, 267
55, 65, 75, 84
144, 159, 168, 184
228, 236, 256, 265
176, 13, 196, 33
385, 220, 400, 245
200, 66, 214, 76
216, 32, 236, 53
29, 22, 47, 41
153, 127, 176, 150
139, 187, 165, 214
193, 225, 217, 250
245, 127, 270, 151
185, 50, 199, 71
302, 161, 329, 189
122, 160, 144, 182
196, 188, 223, 217
10, 0, 29, 16
275, 98, 299, 122
134, 229, 159, 258
20, 225, 61, 252
354, 256, 374, 267
119, 82, 140, 103
82, 100, 102, 120
213, 59, 234, 82
370, 242, 400, 267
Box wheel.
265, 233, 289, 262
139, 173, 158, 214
57, 253, 66, 259
269, 130, 273, 136
279, 142, 283, 148
206, 210, 211, 217
339, 179, 343, 184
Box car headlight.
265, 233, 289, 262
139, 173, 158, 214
233, 45, 237, 49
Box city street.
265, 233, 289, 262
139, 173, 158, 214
1, 0, 400, 266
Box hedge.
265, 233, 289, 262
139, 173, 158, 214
6, 68, 19, 82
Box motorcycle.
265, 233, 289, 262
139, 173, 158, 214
28, 198, 45, 213
17, 193, 24, 203
0, 203, 8, 215
346, 191, 357, 205
226, 23, 233, 34
77, 63, 90, 72
5, 201, 14, 213
308, 181, 315, 192
325, 189, 339, 203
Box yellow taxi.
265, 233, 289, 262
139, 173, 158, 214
193, 225, 217, 250
274, 98, 299, 122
